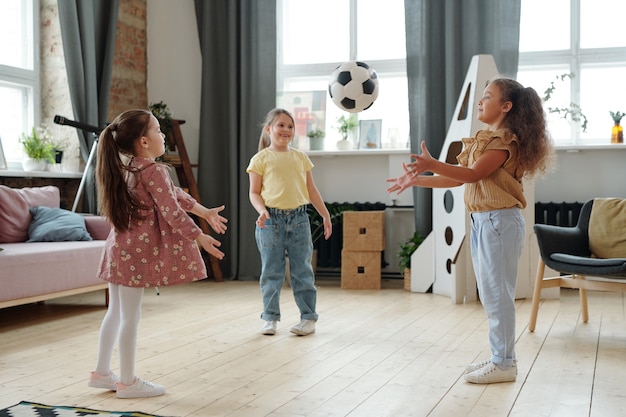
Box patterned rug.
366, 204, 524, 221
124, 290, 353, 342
0, 401, 174, 417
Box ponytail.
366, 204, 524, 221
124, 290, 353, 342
96, 109, 152, 231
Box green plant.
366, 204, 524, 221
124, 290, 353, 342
397, 230, 425, 271
610, 111, 624, 123
19, 127, 55, 162
149, 101, 174, 151
542, 73, 588, 132
307, 203, 355, 244
306, 129, 326, 139
336, 114, 358, 140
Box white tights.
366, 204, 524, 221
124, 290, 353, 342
94, 283, 144, 385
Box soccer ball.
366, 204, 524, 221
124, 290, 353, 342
328, 61, 379, 113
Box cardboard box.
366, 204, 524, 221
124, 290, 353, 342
342, 211, 385, 251
341, 250, 381, 290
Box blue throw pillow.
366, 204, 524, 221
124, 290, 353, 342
27, 206, 93, 242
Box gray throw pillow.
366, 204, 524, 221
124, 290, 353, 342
27, 206, 93, 242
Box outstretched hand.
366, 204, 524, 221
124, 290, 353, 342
406, 141, 435, 173
203, 205, 228, 234
386, 161, 418, 195
196, 233, 224, 260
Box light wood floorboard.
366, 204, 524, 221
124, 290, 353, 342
1, 279, 625, 416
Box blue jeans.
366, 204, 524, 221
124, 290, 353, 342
470, 208, 525, 368
255, 206, 318, 322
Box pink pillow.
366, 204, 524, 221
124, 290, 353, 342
0, 185, 60, 243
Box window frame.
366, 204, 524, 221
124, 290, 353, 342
517, 0, 626, 147
0, 0, 40, 163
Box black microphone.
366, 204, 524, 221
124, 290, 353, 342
53, 115, 103, 135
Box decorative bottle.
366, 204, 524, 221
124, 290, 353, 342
610, 111, 624, 144
612, 122, 623, 144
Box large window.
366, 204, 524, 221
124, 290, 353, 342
277, 0, 409, 150
0, 0, 39, 163
517, 0, 626, 146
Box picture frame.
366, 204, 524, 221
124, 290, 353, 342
276, 91, 327, 149
358, 119, 382, 149
0, 137, 6, 170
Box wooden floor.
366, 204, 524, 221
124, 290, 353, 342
0, 278, 625, 417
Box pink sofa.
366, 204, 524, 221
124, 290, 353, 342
0, 185, 110, 309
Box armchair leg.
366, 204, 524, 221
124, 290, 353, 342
528, 258, 546, 332
578, 275, 589, 323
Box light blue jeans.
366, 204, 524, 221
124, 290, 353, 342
255, 206, 318, 322
470, 208, 525, 368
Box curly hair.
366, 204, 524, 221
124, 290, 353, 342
491, 78, 555, 177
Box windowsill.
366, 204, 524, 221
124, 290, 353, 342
555, 143, 626, 151
305, 148, 410, 156
0, 168, 83, 179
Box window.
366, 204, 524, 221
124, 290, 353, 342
0, 0, 39, 163
517, 0, 626, 146
277, 0, 409, 150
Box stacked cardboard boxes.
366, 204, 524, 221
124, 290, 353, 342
341, 211, 385, 289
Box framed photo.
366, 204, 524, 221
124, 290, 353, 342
358, 119, 382, 149
0, 137, 6, 170
276, 91, 327, 148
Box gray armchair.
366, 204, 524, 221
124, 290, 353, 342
529, 198, 626, 332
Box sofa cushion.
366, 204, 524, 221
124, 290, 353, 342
27, 206, 93, 242
589, 198, 626, 259
0, 185, 60, 243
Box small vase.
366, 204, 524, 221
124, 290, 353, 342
22, 157, 47, 172
611, 122, 623, 144
336, 139, 353, 150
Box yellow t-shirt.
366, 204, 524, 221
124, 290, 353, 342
457, 129, 526, 212
246, 148, 313, 210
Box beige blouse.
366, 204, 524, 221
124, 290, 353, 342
457, 129, 526, 213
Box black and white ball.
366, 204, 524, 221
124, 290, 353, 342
328, 61, 379, 113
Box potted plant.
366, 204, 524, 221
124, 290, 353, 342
307, 129, 326, 150
149, 101, 174, 153
610, 111, 624, 144
542, 73, 588, 132
335, 114, 358, 149
19, 126, 56, 171
397, 230, 425, 291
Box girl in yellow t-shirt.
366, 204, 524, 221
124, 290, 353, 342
247, 108, 331, 336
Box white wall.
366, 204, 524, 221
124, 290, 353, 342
535, 148, 626, 203
147, 0, 202, 167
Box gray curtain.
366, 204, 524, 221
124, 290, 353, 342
57, 0, 119, 213
404, 0, 521, 234
194, 1, 276, 279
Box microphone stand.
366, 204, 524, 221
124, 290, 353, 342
53, 115, 104, 212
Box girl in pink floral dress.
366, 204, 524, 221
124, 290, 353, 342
87, 109, 228, 398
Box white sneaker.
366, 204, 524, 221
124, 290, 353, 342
465, 359, 517, 374
464, 362, 517, 384
116, 377, 166, 399
261, 320, 277, 335
88, 371, 120, 391
290, 319, 315, 336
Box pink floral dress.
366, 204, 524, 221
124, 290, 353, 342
98, 157, 207, 287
